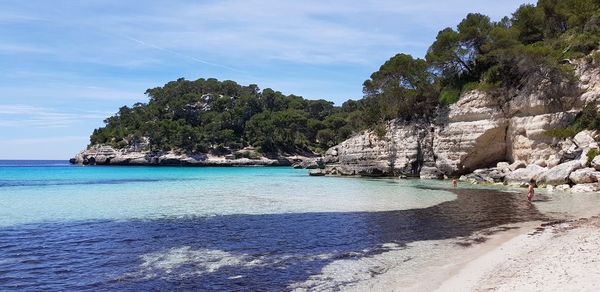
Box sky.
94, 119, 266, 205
0, 0, 535, 159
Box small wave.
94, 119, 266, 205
119, 247, 263, 281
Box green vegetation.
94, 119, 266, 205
91, 1, 600, 154
90, 78, 373, 154
587, 148, 599, 163
545, 103, 600, 138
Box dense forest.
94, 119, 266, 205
91, 79, 366, 154
91, 0, 600, 155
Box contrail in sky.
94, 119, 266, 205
121, 35, 246, 74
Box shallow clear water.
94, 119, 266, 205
0, 161, 582, 290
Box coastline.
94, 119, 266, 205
436, 216, 600, 291
69, 145, 319, 167
292, 183, 600, 291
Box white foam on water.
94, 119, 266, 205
121, 247, 263, 281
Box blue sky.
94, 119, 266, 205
0, 0, 534, 159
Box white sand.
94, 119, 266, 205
436, 216, 600, 292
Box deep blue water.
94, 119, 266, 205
0, 160, 547, 291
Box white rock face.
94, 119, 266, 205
434, 118, 508, 175
283, 60, 600, 181
322, 60, 598, 177
71, 145, 292, 166
323, 120, 433, 176
507, 112, 578, 164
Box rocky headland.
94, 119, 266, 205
314, 59, 600, 193
70, 145, 318, 167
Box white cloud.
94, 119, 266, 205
3, 135, 88, 145
0, 104, 111, 128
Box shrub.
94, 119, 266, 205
544, 127, 578, 138
461, 82, 480, 93
587, 149, 599, 164
439, 89, 460, 105
544, 103, 600, 139
374, 123, 387, 139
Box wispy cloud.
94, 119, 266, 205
0, 0, 535, 158
4, 135, 88, 145
0, 44, 49, 55
0, 104, 110, 128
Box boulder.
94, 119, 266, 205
420, 166, 444, 179
573, 130, 597, 148
536, 160, 582, 187
571, 183, 600, 193
496, 162, 511, 173
569, 168, 600, 184
505, 164, 547, 186
460, 168, 505, 184
474, 168, 506, 183
509, 161, 527, 171
592, 156, 600, 171
460, 173, 486, 184
561, 148, 583, 163
546, 155, 561, 168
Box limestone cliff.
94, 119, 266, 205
321, 59, 600, 179
70, 145, 299, 167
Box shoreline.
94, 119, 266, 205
304, 184, 600, 292
435, 215, 600, 291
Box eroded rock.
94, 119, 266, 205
536, 160, 582, 187
569, 168, 600, 184
505, 164, 547, 186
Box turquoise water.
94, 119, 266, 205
0, 161, 556, 290
0, 162, 455, 227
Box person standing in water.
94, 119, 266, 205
452, 179, 457, 188
527, 180, 535, 201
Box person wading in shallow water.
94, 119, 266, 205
452, 179, 457, 188
527, 180, 535, 201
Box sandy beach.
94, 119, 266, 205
437, 216, 600, 292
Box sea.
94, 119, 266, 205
0, 160, 598, 291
